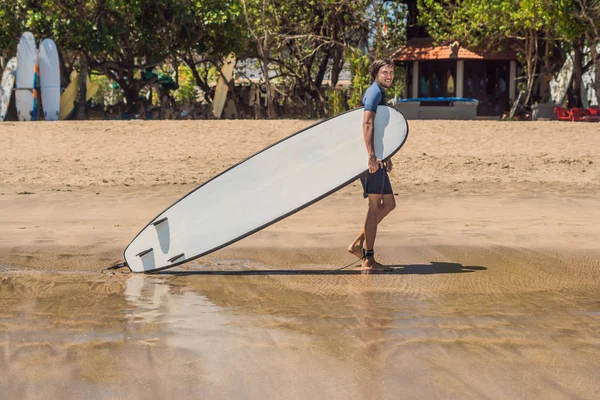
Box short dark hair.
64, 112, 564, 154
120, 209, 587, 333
370, 59, 394, 81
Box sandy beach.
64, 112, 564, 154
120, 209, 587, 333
1, 119, 599, 399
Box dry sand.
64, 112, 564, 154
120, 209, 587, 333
0, 119, 599, 399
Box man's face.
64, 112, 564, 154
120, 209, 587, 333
376, 65, 394, 89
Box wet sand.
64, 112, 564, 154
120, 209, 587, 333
1, 260, 599, 399
1, 120, 599, 398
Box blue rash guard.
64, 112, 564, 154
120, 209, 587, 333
359, 82, 393, 198
362, 82, 387, 112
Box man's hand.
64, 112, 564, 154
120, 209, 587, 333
385, 158, 393, 172
368, 155, 384, 173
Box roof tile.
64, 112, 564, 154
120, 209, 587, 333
392, 38, 517, 61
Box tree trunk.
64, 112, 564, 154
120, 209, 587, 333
330, 47, 344, 88
259, 0, 274, 119
262, 53, 275, 119
100, 66, 140, 115
122, 84, 141, 115
572, 38, 584, 108
539, 30, 552, 103
314, 50, 331, 89
183, 56, 212, 102
242, 0, 274, 118
522, 31, 538, 106
74, 54, 88, 120
260, 19, 274, 117
591, 41, 600, 105
57, 48, 72, 90
174, 59, 179, 86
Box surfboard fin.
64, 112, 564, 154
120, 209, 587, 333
168, 253, 185, 263
136, 248, 153, 257
153, 217, 168, 226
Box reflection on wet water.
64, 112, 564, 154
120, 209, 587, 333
0, 264, 599, 399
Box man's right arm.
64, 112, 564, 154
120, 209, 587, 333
362, 86, 384, 173
363, 110, 382, 173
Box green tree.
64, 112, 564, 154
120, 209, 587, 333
573, 0, 600, 104
0, 0, 23, 61
418, 0, 584, 105
0, 0, 413, 118
241, 0, 407, 117
368, 0, 407, 59
348, 51, 371, 108
1, 0, 242, 114
178, 1, 244, 104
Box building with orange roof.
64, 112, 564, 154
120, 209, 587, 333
393, 0, 519, 117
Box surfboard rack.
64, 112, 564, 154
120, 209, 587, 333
136, 248, 153, 258
168, 253, 185, 263
153, 217, 168, 226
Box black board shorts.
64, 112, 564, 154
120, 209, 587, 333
360, 165, 393, 198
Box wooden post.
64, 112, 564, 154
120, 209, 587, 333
75, 54, 88, 120
411, 61, 419, 98
509, 60, 517, 102
456, 60, 464, 98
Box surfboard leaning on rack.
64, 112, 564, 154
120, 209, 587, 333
16, 32, 38, 121
0, 57, 17, 121
39, 38, 61, 121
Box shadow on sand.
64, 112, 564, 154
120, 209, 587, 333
154, 262, 487, 276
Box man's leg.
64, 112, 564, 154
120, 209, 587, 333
348, 194, 396, 258
363, 194, 381, 251
360, 194, 394, 271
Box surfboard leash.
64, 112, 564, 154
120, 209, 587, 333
337, 259, 361, 271
102, 260, 131, 274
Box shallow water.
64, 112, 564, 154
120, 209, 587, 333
0, 260, 599, 399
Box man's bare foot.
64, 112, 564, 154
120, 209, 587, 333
347, 242, 363, 259
359, 257, 392, 273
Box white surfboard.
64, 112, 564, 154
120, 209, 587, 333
16, 32, 39, 121
38, 38, 60, 121
124, 106, 409, 273
212, 53, 236, 119
1, 57, 17, 121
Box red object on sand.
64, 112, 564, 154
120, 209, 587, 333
553, 107, 600, 122
570, 108, 586, 121
587, 107, 600, 116
554, 107, 570, 121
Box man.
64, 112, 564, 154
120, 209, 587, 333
347, 59, 396, 272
